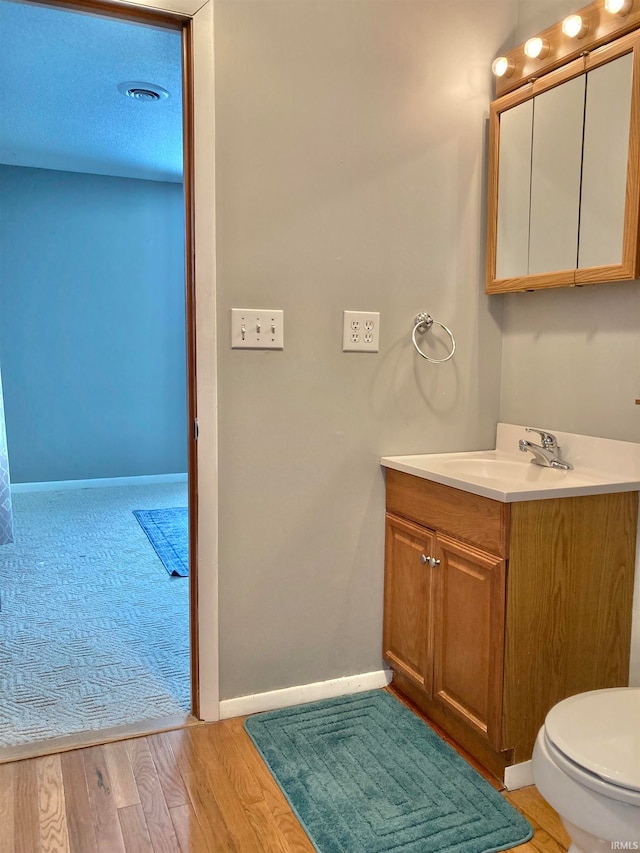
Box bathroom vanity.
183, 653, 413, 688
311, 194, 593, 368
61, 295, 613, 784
381, 425, 640, 784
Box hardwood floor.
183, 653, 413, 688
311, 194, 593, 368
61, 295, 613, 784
0, 715, 570, 853
504, 787, 571, 853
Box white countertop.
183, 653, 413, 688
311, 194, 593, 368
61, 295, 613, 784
381, 424, 640, 503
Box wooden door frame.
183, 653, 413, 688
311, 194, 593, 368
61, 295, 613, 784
101, 0, 220, 723
17, 0, 220, 725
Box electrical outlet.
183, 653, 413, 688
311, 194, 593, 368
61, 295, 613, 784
231, 309, 284, 349
343, 311, 380, 352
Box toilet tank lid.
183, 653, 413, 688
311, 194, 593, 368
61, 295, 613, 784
545, 688, 640, 792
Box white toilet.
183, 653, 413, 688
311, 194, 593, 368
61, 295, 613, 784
532, 687, 640, 853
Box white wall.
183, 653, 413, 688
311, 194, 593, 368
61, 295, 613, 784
213, 0, 515, 701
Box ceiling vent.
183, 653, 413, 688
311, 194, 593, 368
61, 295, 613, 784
117, 81, 169, 102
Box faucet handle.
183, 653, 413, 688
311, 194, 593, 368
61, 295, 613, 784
525, 427, 558, 448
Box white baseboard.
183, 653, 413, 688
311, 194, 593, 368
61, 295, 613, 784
219, 669, 393, 720
504, 760, 534, 790
11, 473, 188, 493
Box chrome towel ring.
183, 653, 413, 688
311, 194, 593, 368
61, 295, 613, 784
412, 313, 456, 363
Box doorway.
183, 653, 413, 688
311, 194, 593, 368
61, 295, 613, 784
0, 0, 200, 754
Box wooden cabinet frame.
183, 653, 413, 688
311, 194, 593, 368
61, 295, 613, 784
486, 30, 640, 293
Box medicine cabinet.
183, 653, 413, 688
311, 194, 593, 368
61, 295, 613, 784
486, 30, 640, 293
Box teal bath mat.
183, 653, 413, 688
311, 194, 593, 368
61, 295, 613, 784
245, 690, 532, 853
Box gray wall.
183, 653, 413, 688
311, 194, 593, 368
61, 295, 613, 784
515, 0, 576, 41
498, 0, 640, 443
214, 0, 515, 701
499, 283, 640, 442
0, 165, 187, 482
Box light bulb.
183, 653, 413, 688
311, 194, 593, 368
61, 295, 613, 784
524, 37, 549, 59
605, 0, 632, 14
562, 14, 588, 38
492, 56, 515, 78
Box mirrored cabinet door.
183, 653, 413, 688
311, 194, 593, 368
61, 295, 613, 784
528, 75, 584, 276
495, 99, 533, 280
486, 30, 640, 294
579, 52, 634, 270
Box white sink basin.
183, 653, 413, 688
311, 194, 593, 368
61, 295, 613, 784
441, 457, 565, 482
381, 425, 640, 503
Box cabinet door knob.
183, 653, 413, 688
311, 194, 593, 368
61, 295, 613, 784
420, 555, 440, 568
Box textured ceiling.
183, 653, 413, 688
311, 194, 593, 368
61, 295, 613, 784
0, 0, 183, 183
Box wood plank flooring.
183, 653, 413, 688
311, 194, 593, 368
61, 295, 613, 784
0, 715, 570, 853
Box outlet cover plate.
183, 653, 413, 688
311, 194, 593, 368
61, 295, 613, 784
342, 310, 380, 352
231, 308, 284, 349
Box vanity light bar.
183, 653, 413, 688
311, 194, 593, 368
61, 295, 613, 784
492, 0, 640, 94
491, 56, 515, 77
524, 37, 550, 59
562, 14, 589, 38
605, 0, 633, 14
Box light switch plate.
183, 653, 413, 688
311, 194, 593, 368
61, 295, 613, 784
342, 311, 380, 352
231, 309, 284, 349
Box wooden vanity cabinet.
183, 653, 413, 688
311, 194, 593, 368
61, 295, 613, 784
383, 468, 638, 782
384, 515, 435, 698
384, 515, 506, 751
432, 534, 506, 750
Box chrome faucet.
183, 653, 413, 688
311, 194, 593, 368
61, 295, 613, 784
518, 428, 573, 470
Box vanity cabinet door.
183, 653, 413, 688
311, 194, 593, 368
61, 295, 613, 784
383, 513, 434, 696
432, 534, 506, 749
